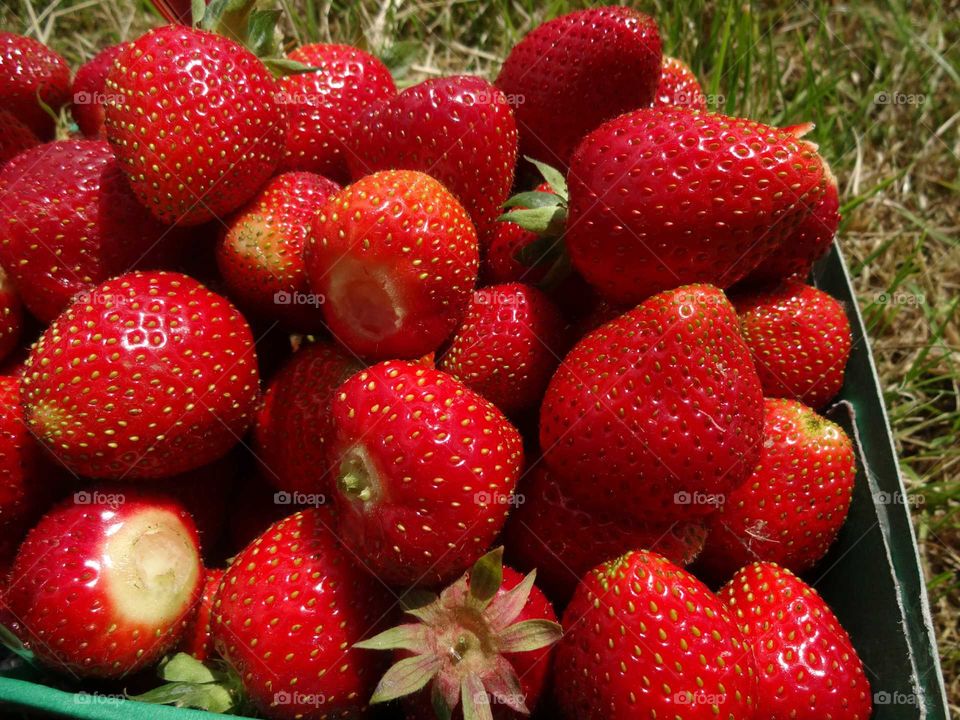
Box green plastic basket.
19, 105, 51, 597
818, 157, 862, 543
0, 242, 948, 719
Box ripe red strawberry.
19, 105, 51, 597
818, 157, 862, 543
0, 110, 39, 167
217, 171, 340, 329
180, 567, 223, 662
503, 465, 707, 605
438, 283, 564, 416
555, 550, 757, 719
566, 107, 829, 304
20, 271, 260, 479
348, 75, 517, 243
0, 139, 184, 322
104, 26, 286, 225
495, 7, 661, 168
744, 165, 841, 283
734, 279, 852, 408
656, 55, 707, 109
330, 360, 524, 587
305, 170, 479, 359
254, 341, 360, 494
484, 183, 555, 285
0, 267, 22, 362
213, 507, 391, 720
71, 42, 130, 138
278, 43, 396, 181
6, 488, 202, 677
357, 548, 561, 719
696, 398, 855, 581
0, 32, 71, 139
540, 284, 764, 521
721, 562, 872, 720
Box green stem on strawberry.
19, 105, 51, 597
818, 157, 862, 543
128, 652, 254, 715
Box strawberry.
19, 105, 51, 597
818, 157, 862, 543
554, 550, 757, 719
656, 55, 707, 109
495, 7, 661, 168
743, 164, 841, 283
696, 398, 855, 581
0, 32, 71, 139
253, 340, 360, 495
71, 42, 130, 138
6, 488, 202, 677
502, 465, 707, 606
0, 139, 184, 322
0, 109, 39, 167
330, 360, 524, 587
104, 25, 286, 225
484, 183, 557, 286
305, 170, 479, 359
438, 283, 564, 416
540, 284, 764, 521
180, 567, 224, 662
20, 271, 260, 480
356, 548, 561, 719
734, 279, 852, 408
721, 562, 873, 720
213, 506, 392, 720
216, 171, 340, 329
565, 107, 829, 304
348, 75, 517, 243
0, 267, 22, 362
278, 43, 396, 181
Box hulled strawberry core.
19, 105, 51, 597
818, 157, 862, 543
326, 260, 404, 341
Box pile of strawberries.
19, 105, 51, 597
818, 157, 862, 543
0, 2, 875, 719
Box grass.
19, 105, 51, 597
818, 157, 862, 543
2, 0, 959, 710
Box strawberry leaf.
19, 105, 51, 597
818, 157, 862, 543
190, 0, 206, 26
0, 625, 35, 664
261, 58, 321, 78
461, 674, 494, 720
129, 682, 234, 713
497, 619, 563, 654
370, 653, 441, 704
246, 9, 281, 58
468, 547, 504, 609
525, 157, 568, 201
485, 655, 528, 714
354, 624, 430, 653
484, 569, 536, 631
432, 682, 454, 720
495, 206, 565, 235
502, 191, 562, 210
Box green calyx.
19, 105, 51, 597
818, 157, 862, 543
336, 447, 380, 505
354, 548, 563, 720
497, 157, 573, 292
128, 652, 253, 715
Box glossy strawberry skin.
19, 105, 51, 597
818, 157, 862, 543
744, 170, 841, 283
502, 465, 707, 606
0, 268, 22, 362
71, 43, 130, 138
105, 26, 286, 226
213, 507, 392, 720
495, 7, 661, 168
555, 550, 757, 719
402, 565, 557, 720
305, 170, 479, 360
278, 43, 396, 181
180, 567, 224, 662
721, 562, 872, 720
540, 284, 764, 521
6, 490, 202, 678
0, 32, 71, 140
348, 76, 517, 243
656, 56, 707, 109
0, 140, 183, 322
254, 341, 360, 495
0, 109, 39, 167
438, 283, 565, 416
734, 280, 852, 408
697, 399, 855, 581
566, 107, 828, 304
20, 271, 260, 480
331, 361, 524, 587
217, 171, 340, 329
